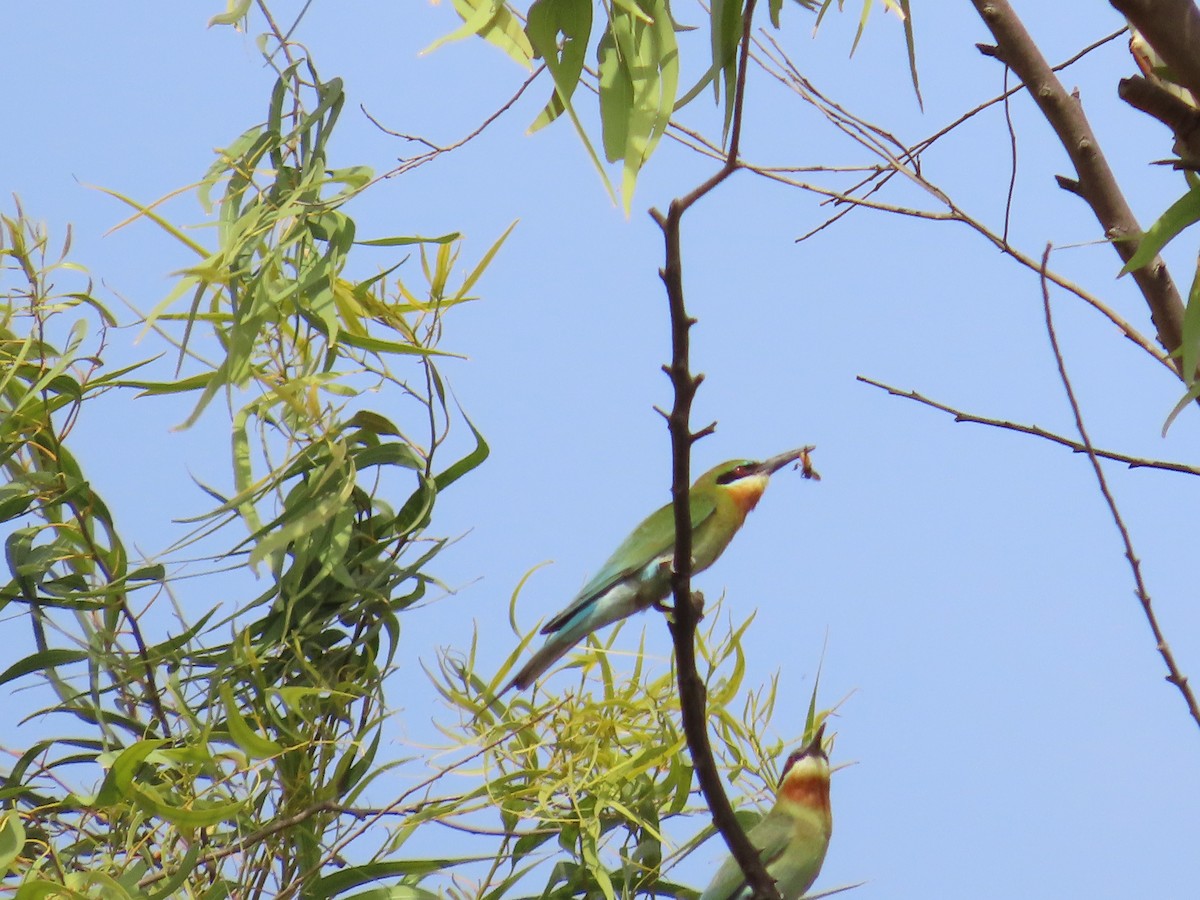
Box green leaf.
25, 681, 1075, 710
0, 809, 26, 873
1122, 185, 1200, 274
220, 681, 284, 759
208, 0, 252, 27
0, 649, 89, 688
453, 220, 519, 300
598, 0, 680, 213
527, 0, 593, 132
311, 860, 490, 899
433, 412, 490, 492
144, 841, 201, 900
711, 0, 744, 139
597, 23, 633, 164
130, 782, 246, 829
1182, 258, 1200, 383
94, 739, 169, 807
357, 233, 460, 247
1162, 375, 1200, 436
898, 0, 922, 109
425, 0, 534, 67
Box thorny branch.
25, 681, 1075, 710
1039, 247, 1200, 733
648, 1, 780, 897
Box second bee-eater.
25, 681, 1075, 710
506, 446, 814, 691
699, 726, 833, 900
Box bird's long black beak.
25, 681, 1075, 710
754, 445, 815, 477
804, 721, 827, 756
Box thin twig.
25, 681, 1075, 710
971, 0, 1187, 374
1039, 245, 1200, 733
857, 376, 1200, 476
371, 65, 545, 180
647, 1, 780, 897
1001, 65, 1018, 246
733, 38, 1172, 375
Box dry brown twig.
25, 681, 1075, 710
740, 36, 1173, 375
368, 64, 545, 180
857, 376, 1200, 476
1038, 246, 1200, 732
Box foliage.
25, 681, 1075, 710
433, 0, 918, 212
0, 9, 825, 899
1118, 32, 1200, 424
424, 611, 815, 900
0, 42, 495, 898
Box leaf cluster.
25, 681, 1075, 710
432, 0, 918, 211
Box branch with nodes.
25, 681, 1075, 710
648, 1, 779, 897
1038, 246, 1200, 733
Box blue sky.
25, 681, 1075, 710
6, 2, 1200, 897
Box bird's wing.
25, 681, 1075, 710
540, 493, 717, 635
699, 812, 795, 900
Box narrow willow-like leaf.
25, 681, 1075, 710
207, 0, 252, 27
598, 23, 633, 164
426, 0, 534, 67
219, 681, 284, 758
1182, 257, 1200, 382
527, 0, 592, 131
1122, 185, 1200, 274
357, 233, 460, 247
0, 649, 89, 688
0, 810, 26, 873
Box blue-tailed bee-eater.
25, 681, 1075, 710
507, 447, 816, 691
699, 725, 832, 900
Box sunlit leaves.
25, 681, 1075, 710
430, 0, 916, 207
431, 608, 825, 898
598, 0, 680, 213
1, 22, 497, 897
527, 0, 592, 132
425, 0, 534, 66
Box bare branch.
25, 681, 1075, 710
741, 35, 1172, 376
857, 376, 1200, 476
1039, 246, 1200, 733
970, 0, 1187, 374
370, 65, 545, 179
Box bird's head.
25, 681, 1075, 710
696, 446, 815, 513
777, 723, 831, 814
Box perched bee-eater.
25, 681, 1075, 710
699, 725, 833, 900
506, 447, 815, 691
